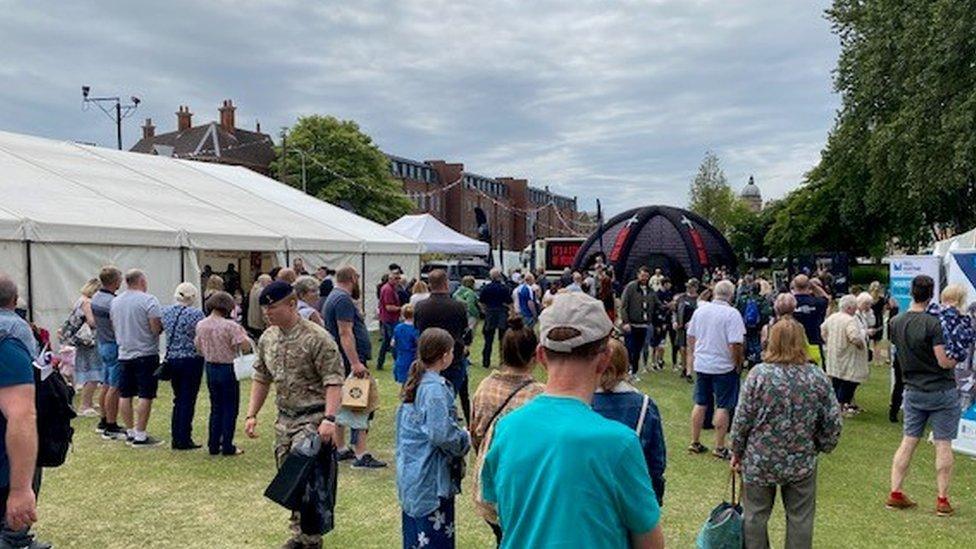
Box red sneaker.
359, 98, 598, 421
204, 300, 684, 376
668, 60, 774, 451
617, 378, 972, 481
936, 499, 954, 517
885, 492, 917, 510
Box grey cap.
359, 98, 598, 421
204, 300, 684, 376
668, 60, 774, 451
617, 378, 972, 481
539, 292, 613, 353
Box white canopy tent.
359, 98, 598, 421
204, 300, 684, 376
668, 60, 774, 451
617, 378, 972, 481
386, 213, 490, 256
0, 129, 420, 332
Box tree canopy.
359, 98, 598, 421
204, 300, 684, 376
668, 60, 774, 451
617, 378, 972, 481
688, 151, 740, 234
766, 0, 976, 257
271, 115, 413, 225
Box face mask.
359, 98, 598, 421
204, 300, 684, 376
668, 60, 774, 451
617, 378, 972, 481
351, 282, 361, 301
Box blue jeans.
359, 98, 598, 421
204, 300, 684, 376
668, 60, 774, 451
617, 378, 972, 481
624, 326, 648, 374
169, 356, 204, 448
377, 321, 397, 370
205, 363, 240, 455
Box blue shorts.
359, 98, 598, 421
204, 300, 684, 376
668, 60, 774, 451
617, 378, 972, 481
97, 341, 122, 388
694, 371, 740, 410
903, 389, 961, 441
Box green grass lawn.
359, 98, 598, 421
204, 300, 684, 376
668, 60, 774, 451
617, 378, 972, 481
38, 332, 976, 548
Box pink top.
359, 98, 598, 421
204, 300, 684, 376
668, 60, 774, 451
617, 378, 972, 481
194, 316, 248, 364
378, 282, 401, 324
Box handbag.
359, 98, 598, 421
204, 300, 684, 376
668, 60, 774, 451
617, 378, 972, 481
341, 376, 371, 410
695, 471, 744, 549
234, 337, 258, 381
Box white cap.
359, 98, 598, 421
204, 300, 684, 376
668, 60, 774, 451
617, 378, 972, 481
539, 292, 613, 353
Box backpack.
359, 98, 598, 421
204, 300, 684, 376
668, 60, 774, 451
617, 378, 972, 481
743, 298, 761, 329
34, 363, 76, 467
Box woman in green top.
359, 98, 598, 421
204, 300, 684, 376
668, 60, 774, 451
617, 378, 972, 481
453, 276, 480, 332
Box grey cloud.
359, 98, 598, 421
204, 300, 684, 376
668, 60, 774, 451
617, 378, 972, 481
0, 0, 837, 217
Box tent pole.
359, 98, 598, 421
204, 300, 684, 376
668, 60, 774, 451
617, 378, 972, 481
360, 253, 367, 315
286, 249, 291, 267
180, 246, 187, 283
25, 240, 34, 322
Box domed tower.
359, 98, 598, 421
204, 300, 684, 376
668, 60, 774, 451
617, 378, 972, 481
740, 175, 762, 213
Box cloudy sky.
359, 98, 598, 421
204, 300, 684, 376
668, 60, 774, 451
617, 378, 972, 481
0, 0, 839, 216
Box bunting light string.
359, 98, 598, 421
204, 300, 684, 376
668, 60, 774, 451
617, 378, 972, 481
175, 137, 593, 236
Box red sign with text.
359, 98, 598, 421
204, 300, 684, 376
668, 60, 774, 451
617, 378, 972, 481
546, 241, 582, 271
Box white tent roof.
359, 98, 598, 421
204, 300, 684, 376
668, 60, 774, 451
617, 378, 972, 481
933, 227, 976, 257
387, 213, 490, 255
0, 130, 421, 254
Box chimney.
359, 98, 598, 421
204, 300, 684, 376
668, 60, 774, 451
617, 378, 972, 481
176, 106, 193, 131
219, 99, 236, 132
142, 118, 155, 139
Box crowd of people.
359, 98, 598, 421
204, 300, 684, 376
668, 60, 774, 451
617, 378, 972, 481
0, 254, 974, 548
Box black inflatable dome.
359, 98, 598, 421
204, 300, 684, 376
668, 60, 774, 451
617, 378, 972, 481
573, 205, 737, 288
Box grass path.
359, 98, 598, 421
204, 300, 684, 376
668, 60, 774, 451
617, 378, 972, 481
38, 333, 976, 548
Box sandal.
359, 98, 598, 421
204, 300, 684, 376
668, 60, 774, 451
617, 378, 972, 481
712, 447, 732, 460
688, 442, 709, 454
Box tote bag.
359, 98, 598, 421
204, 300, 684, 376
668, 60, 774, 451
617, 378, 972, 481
696, 471, 744, 549
234, 337, 257, 381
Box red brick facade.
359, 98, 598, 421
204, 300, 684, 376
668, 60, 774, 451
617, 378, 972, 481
390, 154, 585, 251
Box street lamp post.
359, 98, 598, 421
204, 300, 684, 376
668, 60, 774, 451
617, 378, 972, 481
81, 86, 140, 150
287, 148, 308, 194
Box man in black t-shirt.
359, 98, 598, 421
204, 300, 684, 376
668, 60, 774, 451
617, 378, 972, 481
478, 268, 513, 369
791, 275, 829, 367
886, 275, 959, 516
416, 269, 472, 424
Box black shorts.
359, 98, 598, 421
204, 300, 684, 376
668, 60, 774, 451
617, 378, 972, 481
119, 354, 160, 399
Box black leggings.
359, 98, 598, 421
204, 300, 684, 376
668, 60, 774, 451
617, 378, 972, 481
831, 377, 860, 405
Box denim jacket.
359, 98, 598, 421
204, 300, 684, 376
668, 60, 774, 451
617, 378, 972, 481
396, 371, 471, 518
591, 382, 667, 505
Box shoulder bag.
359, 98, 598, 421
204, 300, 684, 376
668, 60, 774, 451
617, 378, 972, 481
156, 306, 188, 381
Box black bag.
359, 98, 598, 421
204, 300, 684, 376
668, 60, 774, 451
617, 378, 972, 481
156, 306, 187, 381
35, 368, 76, 467
265, 452, 317, 510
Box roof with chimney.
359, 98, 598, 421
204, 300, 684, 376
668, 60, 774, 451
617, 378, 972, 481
129, 100, 275, 173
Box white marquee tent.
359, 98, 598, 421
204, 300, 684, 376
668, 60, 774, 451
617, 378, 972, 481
386, 213, 490, 256
0, 130, 421, 332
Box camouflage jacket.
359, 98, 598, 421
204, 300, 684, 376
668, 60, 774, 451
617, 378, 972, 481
253, 318, 345, 412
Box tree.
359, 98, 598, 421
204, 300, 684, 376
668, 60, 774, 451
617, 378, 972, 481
688, 151, 739, 233
271, 115, 413, 224
768, 0, 976, 255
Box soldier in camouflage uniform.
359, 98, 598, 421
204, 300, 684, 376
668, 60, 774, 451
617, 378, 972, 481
243, 281, 345, 549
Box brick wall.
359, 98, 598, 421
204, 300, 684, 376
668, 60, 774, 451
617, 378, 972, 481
390, 154, 582, 252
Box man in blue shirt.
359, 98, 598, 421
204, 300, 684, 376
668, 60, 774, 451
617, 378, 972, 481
0, 336, 39, 537
321, 266, 385, 469
481, 292, 664, 548
478, 268, 512, 369
515, 275, 538, 328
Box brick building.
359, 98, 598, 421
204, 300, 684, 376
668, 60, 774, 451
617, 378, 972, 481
130, 100, 275, 175
389, 153, 587, 251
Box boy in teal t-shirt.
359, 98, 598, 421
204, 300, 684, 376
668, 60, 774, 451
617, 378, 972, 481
480, 291, 663, 549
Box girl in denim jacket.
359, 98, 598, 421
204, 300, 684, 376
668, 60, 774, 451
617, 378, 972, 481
395, 328, 471, 549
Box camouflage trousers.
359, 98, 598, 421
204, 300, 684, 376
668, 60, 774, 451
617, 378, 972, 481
274, 411, 326, 548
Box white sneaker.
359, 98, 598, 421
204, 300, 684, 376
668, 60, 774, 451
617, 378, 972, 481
78, 408, 100, 418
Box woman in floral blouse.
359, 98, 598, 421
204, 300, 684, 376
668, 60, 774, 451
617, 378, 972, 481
731, 318, 842, 549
